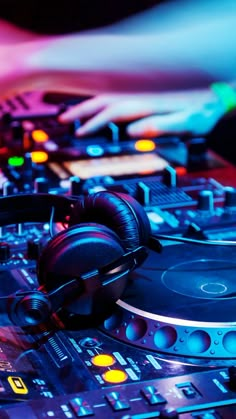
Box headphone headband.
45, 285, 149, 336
0, 194, 78, 226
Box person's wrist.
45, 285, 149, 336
210, 82, 236, 113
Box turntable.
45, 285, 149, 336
102, 242, 236, 359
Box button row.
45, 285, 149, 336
68, 385, 167, 417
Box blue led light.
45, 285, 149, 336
86, 145, 104, 157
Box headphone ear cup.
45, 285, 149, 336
69, 191, 151, 251
118, 192, 151, 245
37, 223, 129, 328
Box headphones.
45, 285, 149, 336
0, 191, 161, 331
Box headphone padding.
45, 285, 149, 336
37, 223, 129, 327
68, 191, 151, 251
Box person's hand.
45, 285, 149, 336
58, 89, 226, 138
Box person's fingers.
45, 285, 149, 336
59, 92, 183, 126
127, 105, 223, 138
74, 105, 129, 136
58, 89, 223, 137
58, 95, 121, 123
58, 91, 188, 126
74, 96, 182, 136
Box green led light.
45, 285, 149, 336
211, 82, 236, 112
8, 156, 25, 167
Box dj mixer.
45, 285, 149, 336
0, 91, 236, 418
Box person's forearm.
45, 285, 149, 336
24, 22, 235, 95
107, 0, 236, 35
15, 0, 236, 95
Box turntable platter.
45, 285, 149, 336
122, 244, 236, 322
101, 244, 236, 359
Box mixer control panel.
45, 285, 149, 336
0, 91, 236, 418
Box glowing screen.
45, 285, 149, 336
62, 153, 168, 179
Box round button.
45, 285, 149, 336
31, 129, 49, 143
92, 354, 116, 367
79, 337, 101, 348
102, 369, 128, 384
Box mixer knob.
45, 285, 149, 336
1, 112, 12, 125
163, 166, 177, 187
34, 164, 46, 178
227, 365, 236, 390
224, 186, 236, 209
23, 152, 33, 188
70, 176, 83, 196
11, 121, 24, 141
0, 242, 11, 262
187, 137, 207, 168
82, 176, 114, 194
27, 238, 43, 260
16, 223, 24, 236
0, 181, 15, 239
2, 181, 15, 196
34, 177, 49, 193
197, 190, 214, 212
136, 181, 152, 206
159, 407, 179, 418
108, 122, 120, 143
185, 222, 207, 239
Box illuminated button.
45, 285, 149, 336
92, 354, 115, 367
7, 376, 28, 394
103, 369, 128, 384
31, 129, 49, 143
175, 166, 187, 176
69, 397, 94, 417
22, 120, 35, 131
86, 145, 104, 157
135, 139, 156, 152
31, 151, 48, 163
23, 131, 32, 151
147, 211, 164, 224
141, 385, 167, 406
79, 337, 101, 348
105, 391, 130, 411
182, 387, 198, 398
8, 156, 24, 167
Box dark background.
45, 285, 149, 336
0, 0, 160, 34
